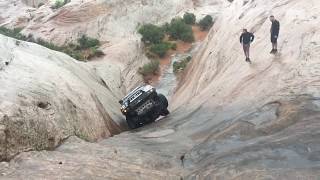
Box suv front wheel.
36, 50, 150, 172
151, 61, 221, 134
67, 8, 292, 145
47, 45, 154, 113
157, 94, 170, 116
126, 116, 140, 129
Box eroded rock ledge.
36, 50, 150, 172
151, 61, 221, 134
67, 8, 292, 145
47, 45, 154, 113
0, 35, 123, 160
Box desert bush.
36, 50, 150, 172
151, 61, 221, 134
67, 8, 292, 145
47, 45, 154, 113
145, 51, 158, 59
138, 60, 160, 76
170, 42, 177, 50
180, 30, 194, 42
0, 27, 106, 61
36, 38, 62, 51
0, 27, 104, 61
0, 27, 27, 40
69, 50, 84, 61
52, 0, 70, 9
150, 42, 177, 57
77, 35, 100, 49
173, 56, 192, 73
161, 22, 170, 33
36, 35, 102, 61
199, 15, 214, 30
183, 12, 196, 25
150, 42, 171, 58
138, 24, 165, 44
167, 18, 194, 42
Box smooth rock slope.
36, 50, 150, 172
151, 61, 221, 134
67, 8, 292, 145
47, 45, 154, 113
0, 0, 197, 92
0, 0, 214, 165
172, 0, 320, 178
0, 35, 123, 161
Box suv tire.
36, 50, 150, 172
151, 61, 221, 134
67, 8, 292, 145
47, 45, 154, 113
126, 116, 139, 129
158, 94, 169, 116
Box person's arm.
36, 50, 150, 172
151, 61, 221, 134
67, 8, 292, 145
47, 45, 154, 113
240, 34, 243, 43
250, 33, 255, 42
275, 21, 280, 37
272, 21, 280, 37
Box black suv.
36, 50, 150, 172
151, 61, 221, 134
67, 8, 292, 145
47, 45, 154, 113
119, 85, 169, 129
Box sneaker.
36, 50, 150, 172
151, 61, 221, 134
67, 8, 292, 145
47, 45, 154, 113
274, 49, 278, 54
270, 49, 275, 54
247, 58, 252, 63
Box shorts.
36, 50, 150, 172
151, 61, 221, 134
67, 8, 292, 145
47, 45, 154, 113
243, 43, 250, 51
271, 36, 278, 43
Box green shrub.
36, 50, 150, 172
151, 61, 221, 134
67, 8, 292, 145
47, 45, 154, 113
53, 0, 63, 9
138, 60, 160, 76
0, 27, 103, 61
180, 30, 194, 42
183, 12, 196, 25
145, 51, 157, 59
138, 24, 165, 44
0, 27, 27, 40
167, 18, 194, 42
199, 15, 214, 30
52, 0, 70, 9
36, 38, 62, 51
69, 50, 84, 61
150, 42, 171, 58
170, 43, 177, 50
161, 22, 170, 33
35, 35, 103, 61
150, 42, 177, 57
77, 35, 100, 49
173, 56, 192, 73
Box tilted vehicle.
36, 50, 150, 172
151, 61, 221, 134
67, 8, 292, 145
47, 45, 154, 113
119, 85, 169, 129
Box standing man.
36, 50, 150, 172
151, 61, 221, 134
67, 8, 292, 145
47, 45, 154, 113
240, 28, 255, 63
270, 15, 280, 54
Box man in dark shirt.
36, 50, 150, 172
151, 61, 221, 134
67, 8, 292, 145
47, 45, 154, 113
240, 29, 255, 63
270, 15, 280, 54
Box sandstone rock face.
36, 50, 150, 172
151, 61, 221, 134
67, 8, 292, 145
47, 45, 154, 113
0, 1, 33, 28
0, 0, 203, 163
171, 0, 320, 178
20, 0, 193, 44
0, 0, 203, 164
0, 0, 195, 91
1, 0, 320, 179
0, 35, 123, 160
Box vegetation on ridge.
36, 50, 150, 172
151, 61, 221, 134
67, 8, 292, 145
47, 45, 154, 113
0, 27, 104, 61
183, 12, 196, 25
52, 0, 71, 9
137, 13, 213, 77
138, 60, 160, 76
138, 12, 199, 77
173, 56, 192, 73
199, 15, 214, 30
